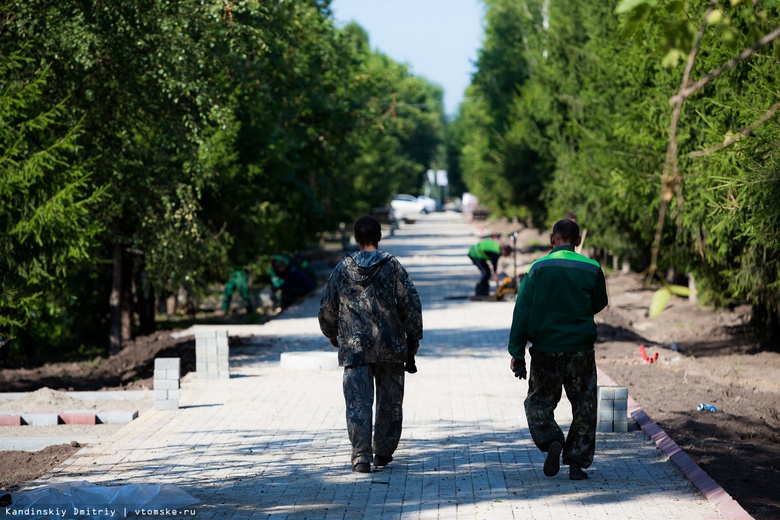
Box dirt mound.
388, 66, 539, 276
0, 444, 81, 492
0, 330, 194, 392
0, 387, 147, 412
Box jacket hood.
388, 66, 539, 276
343, 251, 393, 286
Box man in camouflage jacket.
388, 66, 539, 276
507, 218, 608, 481
318, 216, 423, 473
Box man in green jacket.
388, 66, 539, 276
468, 237, 511, 297
507, 219, 608, 481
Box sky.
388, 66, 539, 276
329, 0, 486, 117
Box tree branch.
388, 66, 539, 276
688, 99, 780, 157
649, 0, 717, 277
670, 25, 780, 105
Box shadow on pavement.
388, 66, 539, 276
74, 424, 694, 517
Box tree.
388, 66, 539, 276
457, 0, 549, 221
3, 0, 234, 353
1, 0, 448, 362
616, 0, 780, 345
0, 48, 104, 364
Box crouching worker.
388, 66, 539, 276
269, 254, 315, 308
468, 238, 512, 297
318, 216, 423, 473
507, 219, 608, 480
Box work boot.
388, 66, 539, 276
374, 454, 393, 467
543, 441, 562, 477
352, 462, 371, 473
569, 462, 588, 480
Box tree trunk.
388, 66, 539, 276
109, 242, 122, 355
121, 248, 133, 343
136, 256, 156, 335
621, 254, 630, 274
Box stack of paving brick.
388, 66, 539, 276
195, 330, 230, 379
154, 357, 181, 410
597, 385, 629, 432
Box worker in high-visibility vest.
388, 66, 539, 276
468, 238, 511, 297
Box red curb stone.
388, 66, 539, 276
0, 414, 22, 426
60, 413, 97, 425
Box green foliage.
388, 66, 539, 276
1, 0, 447, 361
455, 0, 780, 346
456, 0, 542, 220
0, 48, 105, 356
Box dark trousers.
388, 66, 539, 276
524, 349, 597, 468
343, 363, 405, 466
470, 256, 491, 296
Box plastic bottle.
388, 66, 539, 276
697, 403, 717, 412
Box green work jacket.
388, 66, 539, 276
468, 239, 501, 260
508, 246, 608, 356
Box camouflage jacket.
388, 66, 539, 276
318, 250, 423, 367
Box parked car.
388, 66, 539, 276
391, 194, 427, 221
416, 195, 438, 214
390, 193, 438, 218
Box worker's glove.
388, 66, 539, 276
405, 353, 417, 374
405, 340, 420, 374
511, 358, 527, 380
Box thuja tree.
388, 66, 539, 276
0, 49, 104, 365
463, 0, 780, 349
457, 0, 542, 221
515, 0, 674, 262
2, 0, 234, 354
615, 0, 780, 347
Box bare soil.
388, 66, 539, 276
0, 256, 778, 518
0, 444, 83, 492
596, 273, 780, 520
0, 329, 197, 492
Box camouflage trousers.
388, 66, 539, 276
343, 363, 405, 466
524, 349, 597, 468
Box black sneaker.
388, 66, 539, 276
569, 462, 588, 480
353, 462, 371, 473
374, 455, 393, 467
543, 441, 562, 477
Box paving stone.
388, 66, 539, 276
59, 412, 97, 425
0, 413, 22, 426
96, 410, 138, 424
21, 412, 59, 426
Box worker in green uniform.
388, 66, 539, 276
219, 268, 252, 314
269, 254, 316, 308
507, 219, 608, 481
468, 238, 511, 297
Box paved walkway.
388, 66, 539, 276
27, 213, 737, 518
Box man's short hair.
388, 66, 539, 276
354, 216, 382, 246
552, 219, 580, 244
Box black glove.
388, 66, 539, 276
512, 358, 527, 380
405, 352, 417, 374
